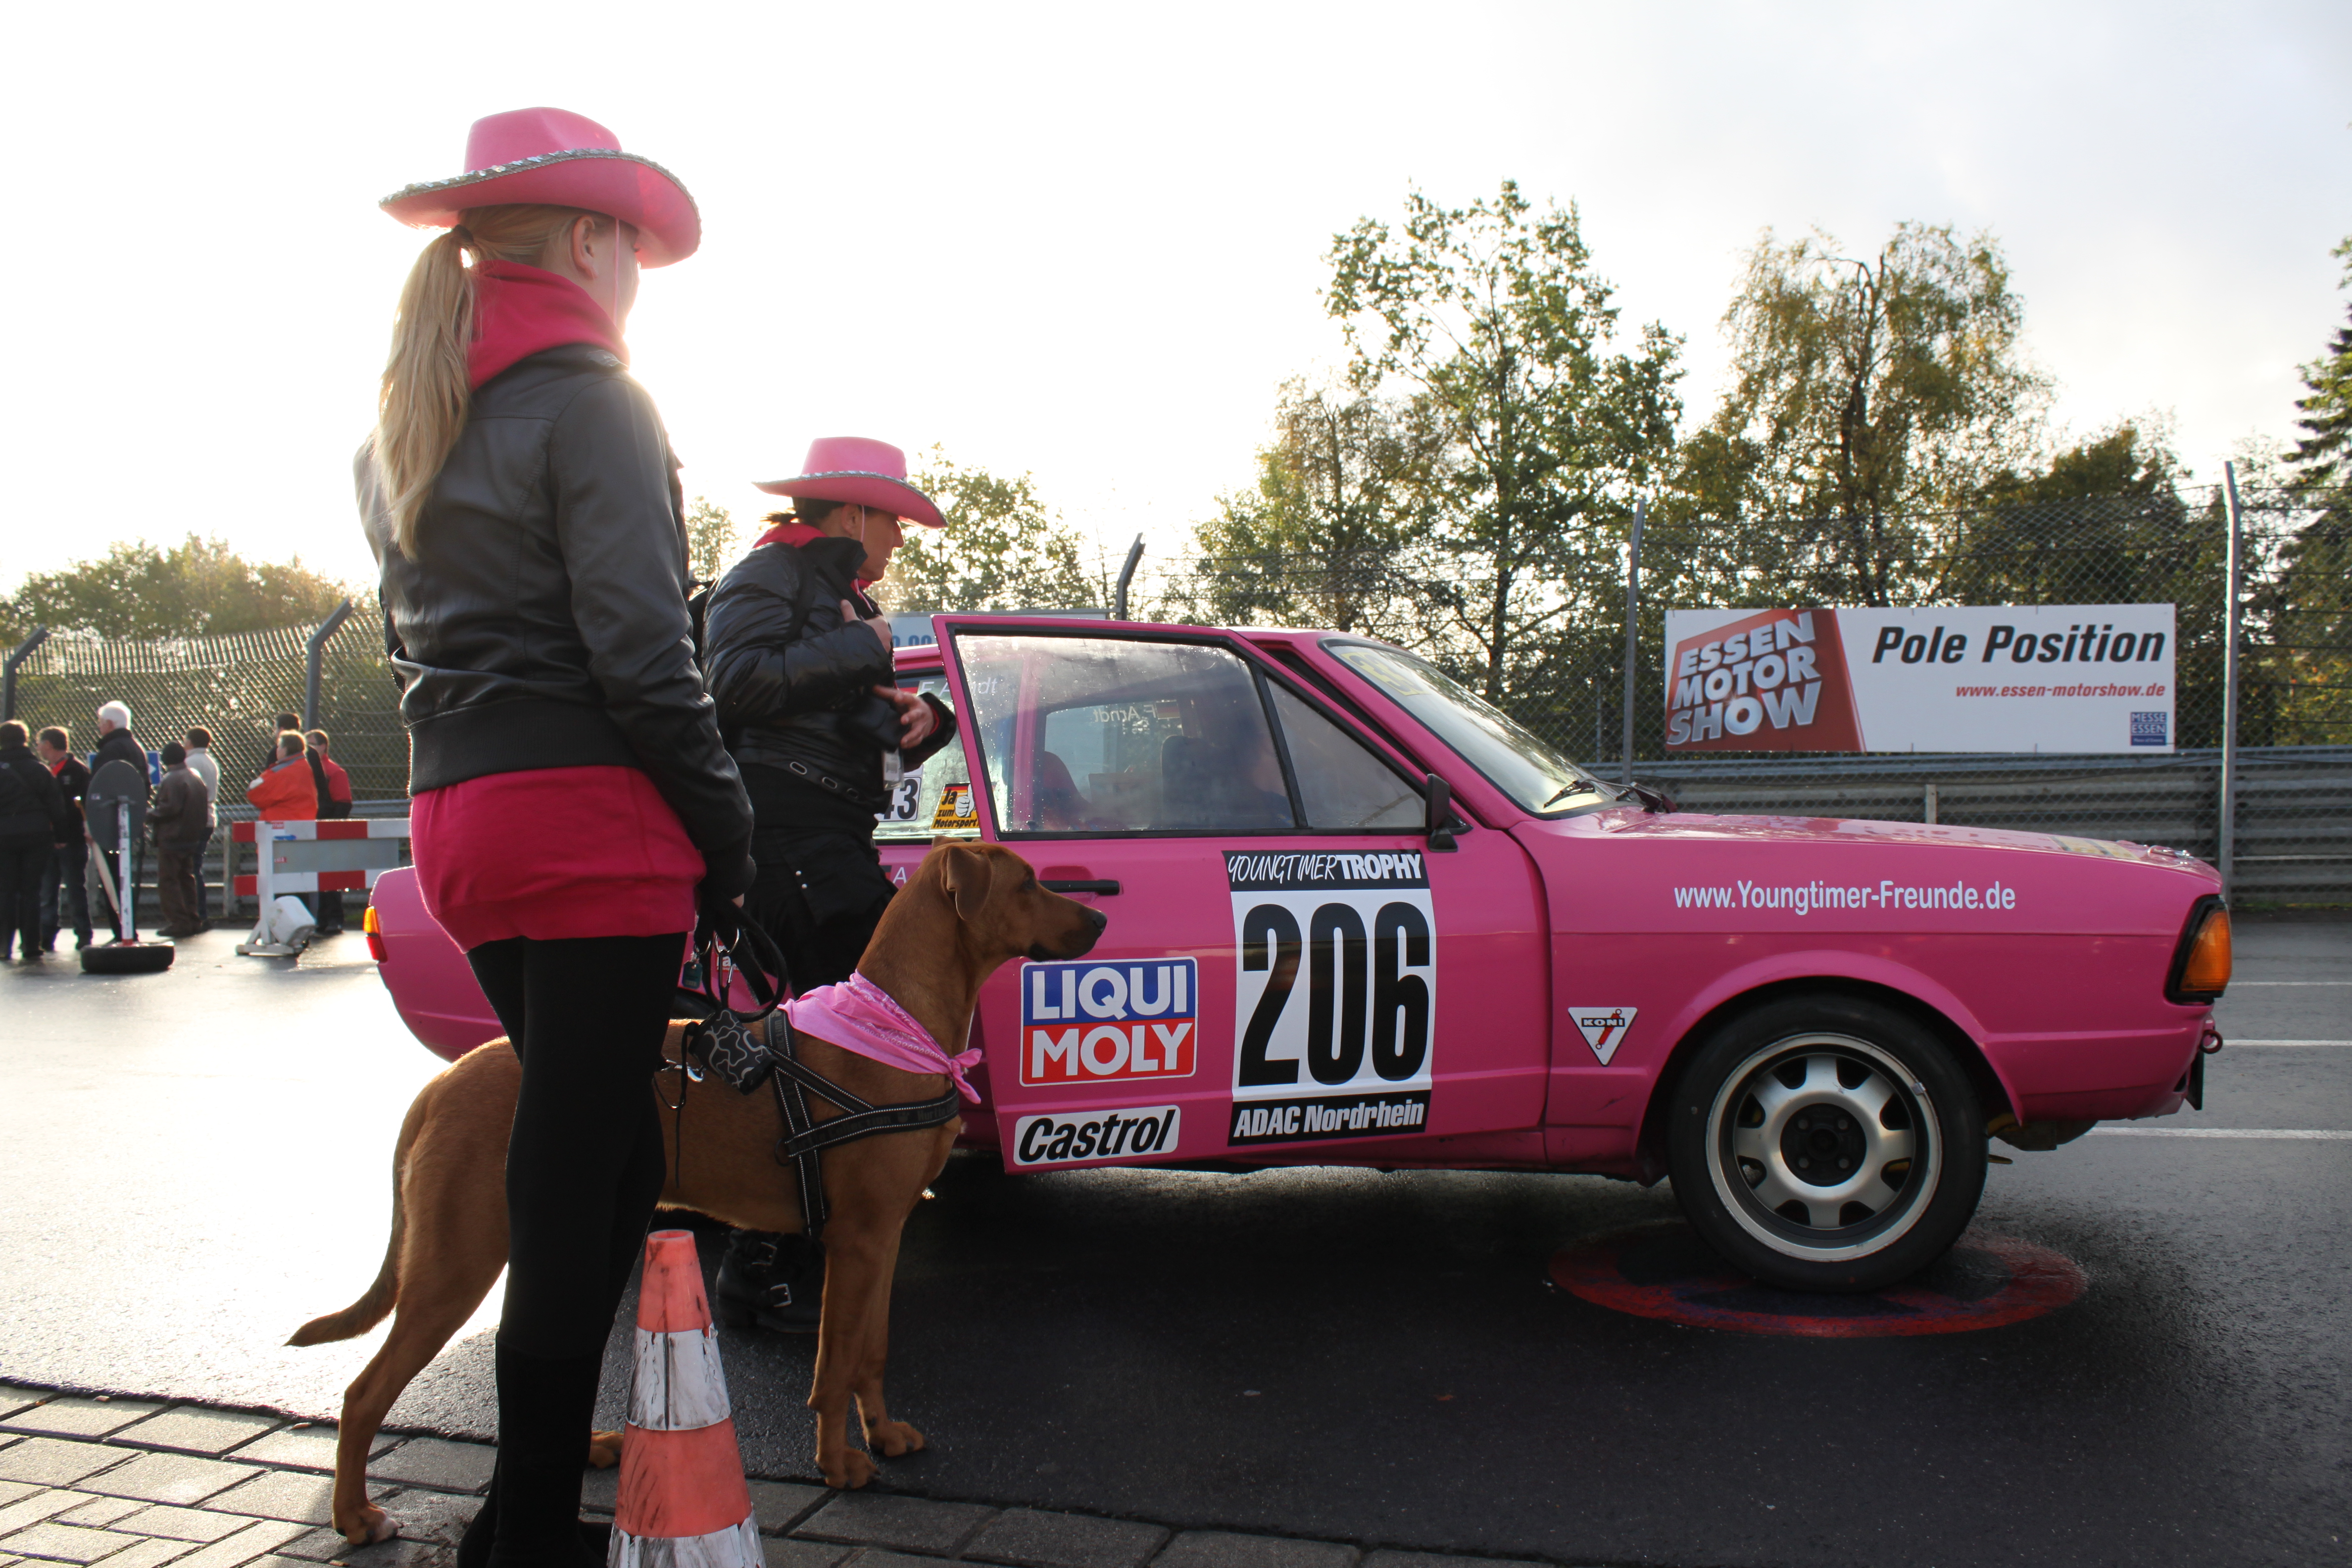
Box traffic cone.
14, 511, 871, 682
609, 1230, 761, 1568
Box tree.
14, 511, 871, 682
7, 535, 351, 640
2269, 236, 2352, 744
684, 497, 741, 586
2289, 237, 2352, 486
884, 450, 1099, 613
1182, 380, 1442, 637
1326, 181, 1680, 701
1691, 222, 2050, 604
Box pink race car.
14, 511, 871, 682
369, 616, 2231, 1291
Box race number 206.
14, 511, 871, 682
1224, 849, 1438, 1120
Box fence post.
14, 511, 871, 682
2220, 464, 2243, 901
2, 627, 49, 723
302, 599, 355, 731
1112, 537, 1146, 621
1619, 497, 1646, 786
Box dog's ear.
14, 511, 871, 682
936, 842, 995, 923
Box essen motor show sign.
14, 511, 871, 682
1662, 605, 2177, 755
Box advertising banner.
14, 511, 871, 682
1662, 605, 2176, 754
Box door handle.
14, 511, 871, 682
1042, 879, 1121, 895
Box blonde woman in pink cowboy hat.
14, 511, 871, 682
357, 108, 753, 1568
699, 439, 957, 1333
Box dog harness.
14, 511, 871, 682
686, 984, 966, 1237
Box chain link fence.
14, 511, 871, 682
1148, 483, 2352, 903
3, 597, 408, 799
5, 485, 2344, 904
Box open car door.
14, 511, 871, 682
931, 618, 1550, 1172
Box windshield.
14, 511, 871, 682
1323, 640, 1613, 816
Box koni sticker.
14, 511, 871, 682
1572, 1007, 1637, 1065
1009, 1104, 1182, 1167
1019, 958, 1198, 1085
1225, 849, 1436, 1144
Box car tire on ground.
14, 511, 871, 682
1666, 992, 1986, 1293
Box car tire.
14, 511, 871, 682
1666, 993, 1985, 1293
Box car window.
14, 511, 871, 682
956, 635, 1298, 834
1323, 639, 1614, 816
1265, 683, 1422, 831
874, 673, 980, 841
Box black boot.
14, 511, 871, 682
715, 1230, 823, 1333
478, 1340, 607, 1568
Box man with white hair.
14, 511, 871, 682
86, 701, 147, 940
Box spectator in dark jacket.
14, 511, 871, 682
36, 726, 92, 951
0, 720, 75, 961
184, 727, 221, 923
701, 436, 957, 1334
85, 701, 147, 940
149, 741, 211, 937
306, 729, 353, 933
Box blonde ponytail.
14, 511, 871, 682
372, 204, 617, 557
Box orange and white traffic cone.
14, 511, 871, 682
609, 1230, 761, 1568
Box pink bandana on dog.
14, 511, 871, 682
783, 972, 981, 1102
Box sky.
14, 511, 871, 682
0, 0, 2345, 600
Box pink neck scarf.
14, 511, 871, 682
783, 971, 980, 1102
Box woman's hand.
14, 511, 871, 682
873, 685, 937, 746
843, 600, 892, 654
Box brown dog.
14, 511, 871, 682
291, 841, 1104, 1545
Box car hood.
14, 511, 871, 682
1584, 806, 2212, 872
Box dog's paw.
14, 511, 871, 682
586, 1429, 623, 1469
339, 1504, 397, 1546
819, 1447, 877, 1490
863, 1420, 926, 1459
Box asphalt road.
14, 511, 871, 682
1, 918, 2345, 1568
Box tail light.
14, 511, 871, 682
362, 902, 388, 965
2165, 897, 2230, 1003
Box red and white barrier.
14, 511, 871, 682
232, 817, 410, 896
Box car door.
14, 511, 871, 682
933, 619, 1550, 1173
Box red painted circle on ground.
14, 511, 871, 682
1549, 1222, 2086, 1337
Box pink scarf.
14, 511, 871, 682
783, 972, 981, 1102
468, 260, 627, 390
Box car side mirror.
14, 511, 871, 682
1425, 774, 1460, 852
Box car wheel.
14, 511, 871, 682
1666, 993, 1986, 1292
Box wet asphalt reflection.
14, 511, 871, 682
0, 916, 2344, 1568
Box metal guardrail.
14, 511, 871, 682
1637, 746, 2352, 903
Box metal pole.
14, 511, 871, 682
1113, 536, 1146, 621
2219, 464, 2243, 901
1619, 498, 1646, 785
302, 599, 355, 731
2, 626, 49, 723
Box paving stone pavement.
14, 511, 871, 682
0, 1385, 1573, 1568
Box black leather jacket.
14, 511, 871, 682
704, 536, 955, 811
360, 344, 755, 899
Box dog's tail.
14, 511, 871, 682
286, 1085, 431, 1347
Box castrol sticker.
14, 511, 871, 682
1225, 849, 1436, 1144
1571, 1007, 1637, 1065
1008, 1104, 1182, 1167
1019, 958, 1198, 1085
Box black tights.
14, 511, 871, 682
463, 931, 685, 1568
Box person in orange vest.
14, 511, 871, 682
246, 732, 320, 821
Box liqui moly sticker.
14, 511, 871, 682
1020, 958, 1199, 1085
1008, 1104, 1182, 1167
1572, 1007, 1638, 1065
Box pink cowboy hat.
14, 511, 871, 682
379, 107, 700, 267
755, 438, 946, 529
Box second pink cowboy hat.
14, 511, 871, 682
758, 439, 947, 530
379, 107, 700, 267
